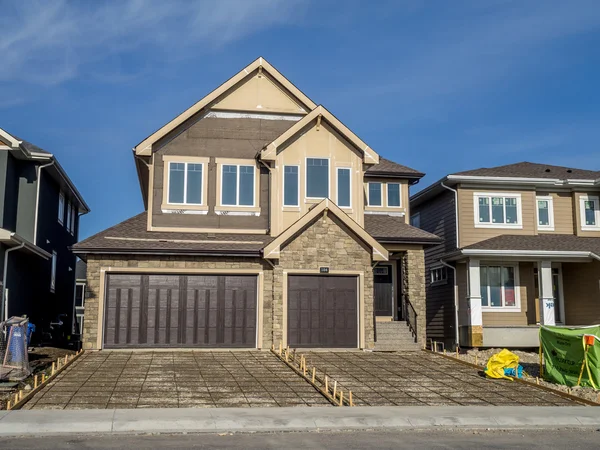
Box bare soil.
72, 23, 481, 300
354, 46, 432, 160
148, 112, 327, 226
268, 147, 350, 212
0, 347, 75, 409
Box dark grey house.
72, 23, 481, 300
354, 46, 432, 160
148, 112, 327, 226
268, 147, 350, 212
0, 128, 89, 336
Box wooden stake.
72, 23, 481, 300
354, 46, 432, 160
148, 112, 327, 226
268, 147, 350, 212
456, 347, 459, 358
325, 376, 329, 393
333, 380, 337, 398
443, 349, 447, 355
339, 390, 344, 406
34, 375, 38, 389
14, 393, 18, 404
536, 377, 540, 385
64, 355, 68, 365
19, 390, 23, 400
475, 355, 478, 365
312, 367, 316, 383
349, 391, 353, 407
42, 373, 46, 383
6, 401, 11, 410
433, 341, 437, 352
279, 342, 283, 355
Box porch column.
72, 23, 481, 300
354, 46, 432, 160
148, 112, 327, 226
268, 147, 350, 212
467, 258, 483, 346
538, 260, 556, 326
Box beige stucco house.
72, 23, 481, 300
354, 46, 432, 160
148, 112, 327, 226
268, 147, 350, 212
74, 57, 439, 351
411, 162, 600, 349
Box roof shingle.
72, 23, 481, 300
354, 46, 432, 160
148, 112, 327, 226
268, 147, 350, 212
363, 214, 441, 243
365, 157, 424, 178
464, 234, 600, 256
452, 162, 600, 180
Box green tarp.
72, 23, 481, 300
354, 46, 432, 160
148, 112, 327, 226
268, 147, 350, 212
539, 325, 600, 389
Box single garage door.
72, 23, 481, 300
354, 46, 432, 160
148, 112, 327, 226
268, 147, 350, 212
287, 275, 358, 348
103, 274, 257, 349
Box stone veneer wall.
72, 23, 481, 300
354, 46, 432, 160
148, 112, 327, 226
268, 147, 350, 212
274, 213, 375, 348
403, 249, 427, 347
83, 255, 273, 350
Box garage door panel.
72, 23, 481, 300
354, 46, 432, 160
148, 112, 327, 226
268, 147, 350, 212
105, 274, 257, 348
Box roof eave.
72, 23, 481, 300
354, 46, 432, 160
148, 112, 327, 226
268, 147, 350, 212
71, 248, 262, 257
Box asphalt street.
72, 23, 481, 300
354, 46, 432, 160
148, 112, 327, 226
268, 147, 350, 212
1, 429, 599, 449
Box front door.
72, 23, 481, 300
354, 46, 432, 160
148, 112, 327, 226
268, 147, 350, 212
374, 265, 393, 317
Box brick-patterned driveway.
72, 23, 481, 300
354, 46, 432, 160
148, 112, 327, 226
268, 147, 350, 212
23, 351, 330, 410
302, 351, 582, 407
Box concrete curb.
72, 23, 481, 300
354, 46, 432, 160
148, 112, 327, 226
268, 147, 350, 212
0, 406, 599, 436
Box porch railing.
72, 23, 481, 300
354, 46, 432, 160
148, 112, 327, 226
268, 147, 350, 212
405, 299, 417, 341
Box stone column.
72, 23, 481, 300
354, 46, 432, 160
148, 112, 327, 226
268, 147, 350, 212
405, 249, 426, 347
538, 260, 556, 326
467, 258, 483, 347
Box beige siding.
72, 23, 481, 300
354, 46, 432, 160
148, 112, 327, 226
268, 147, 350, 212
573, 192, 600, 238
457, 186, 537, 247
537, 191, 575, 234
482, 312, 527, 326
562, 260, 600, 325
213, 71, 307, 114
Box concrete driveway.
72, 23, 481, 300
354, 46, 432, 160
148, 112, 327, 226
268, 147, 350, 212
302, 351, 581, 407
23, 351, 330, 410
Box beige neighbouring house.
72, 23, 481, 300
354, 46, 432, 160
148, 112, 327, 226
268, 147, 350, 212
74, 57, 440, 351
410, 162, 600, 350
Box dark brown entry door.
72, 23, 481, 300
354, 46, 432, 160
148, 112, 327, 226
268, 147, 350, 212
287, 275, 357, 348
104, 274, 257, 348
374, 265, 393, 316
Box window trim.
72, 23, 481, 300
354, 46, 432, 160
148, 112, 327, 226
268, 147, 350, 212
220, 163, 256, 207
167, 161, 205, 206
473, 192, 522, 229
580, 195, 600, 231
305, 157, 330, 200
536, 195, 555, 231
214, 158, 261, 213
386, 182, 402, 208
336, 167, 352, 209
430, 265, 447, 285
58, 191, 65, 225
283, 165, 300, 207
50, 251, 57, 293
479, 263, 521, 312
367, 182, 383, 207
161, 156, 209, 212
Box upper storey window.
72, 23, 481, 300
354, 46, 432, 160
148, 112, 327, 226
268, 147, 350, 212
58, 191, 65, 224
474, 193, 522, 228
580, 195, 600, 230
168, 162, 203, 205
368, 182, 382, 206
387, 183, 401, 207
536, 196, 554, 231
306, 158, 329, 199
283, 165, 299, 207
336, 168, 351, 208
222, 164, 255, 207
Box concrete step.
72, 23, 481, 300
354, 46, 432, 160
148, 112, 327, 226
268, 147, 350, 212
374, 321, 419, 352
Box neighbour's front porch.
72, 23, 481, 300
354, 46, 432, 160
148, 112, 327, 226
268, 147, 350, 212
457, 256, 600, 348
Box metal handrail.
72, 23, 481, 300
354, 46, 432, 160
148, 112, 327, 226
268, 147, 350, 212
405, 299, 417, 341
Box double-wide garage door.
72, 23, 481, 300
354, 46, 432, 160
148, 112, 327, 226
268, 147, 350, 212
287, 275, 358, 348
104, 274, 257, 349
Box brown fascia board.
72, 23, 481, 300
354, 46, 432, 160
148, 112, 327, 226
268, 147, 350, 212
365, 171, 425, 183
71, 247, 262, 257
375, 236, 443, 245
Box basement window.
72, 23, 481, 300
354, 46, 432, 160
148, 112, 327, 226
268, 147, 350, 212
430, 266, 447, 285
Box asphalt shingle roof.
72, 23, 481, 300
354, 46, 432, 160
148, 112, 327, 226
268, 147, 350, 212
452, 162, 600, 180
365, 157, 424, 178
464, 234, 600, 256
364, 214, 441, 243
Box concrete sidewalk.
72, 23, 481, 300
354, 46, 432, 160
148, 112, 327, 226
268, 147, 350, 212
0, 406, 599, 436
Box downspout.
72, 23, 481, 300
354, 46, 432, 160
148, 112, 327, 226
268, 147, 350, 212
1, 240, 25, 322
440, 181, 460, 350
34, 160, 55, 245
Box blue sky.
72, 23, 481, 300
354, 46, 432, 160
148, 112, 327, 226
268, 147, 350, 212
1, 0, 599, 239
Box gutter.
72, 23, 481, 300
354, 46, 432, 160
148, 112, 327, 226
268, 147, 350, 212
1, 241, 25, 322
33, 160, 55, 244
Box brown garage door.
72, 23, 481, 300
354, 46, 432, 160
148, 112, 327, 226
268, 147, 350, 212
103, 274, 257, 348
287, 275, 357, 348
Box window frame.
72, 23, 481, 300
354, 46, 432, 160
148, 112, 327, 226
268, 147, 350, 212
473, 192, 522, 229
336, 167, 352, 209
66, 200, 72, 233
220, 163, 256, 208
386, 182, 402, 207
167, 161, 205, 206
536, 195, 555, 231
58, 191, 65, 225
430, 266, 447, 285
283, 165, 300, 207
305, 157, 330, 200
50, 251, 57, 293
70, 204, 76, 236
367, 182, 383, 207
410, 212, 421, 228
580, 195, 600, 231
479, 263, 521, 312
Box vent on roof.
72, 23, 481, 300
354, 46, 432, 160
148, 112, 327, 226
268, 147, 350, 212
545, 168, 551, 172
567, 169, 573, 173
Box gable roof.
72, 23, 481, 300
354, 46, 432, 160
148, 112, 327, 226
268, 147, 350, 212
365, 157, 424, 181
134, 57, 317, 156
260, 105, 379, 164
452, 162, 600, 181
263, 199, 388, 261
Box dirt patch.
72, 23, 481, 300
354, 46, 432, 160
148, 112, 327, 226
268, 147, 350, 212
460, 348, 600, 405
1, 347, 75, 409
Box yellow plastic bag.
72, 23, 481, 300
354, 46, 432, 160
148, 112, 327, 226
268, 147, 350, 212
485, 349, 520, 380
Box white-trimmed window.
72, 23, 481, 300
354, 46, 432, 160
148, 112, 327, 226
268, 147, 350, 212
306, 158, 329, 199
336, 167, 351, 208
168, 162, 204, 205
221, 164, 255, 207
480, 265, 519, 310
474, 193, 522, 228
536, 196, 554, 231
58, 191, 65, 224
410, 212, 421, 228
50, 251, 57, 293
430, 266, 447, 284
283, 165, 299, 207
387, 183, 401, 207
367, 182, 382, 206
580, 195, 600, 230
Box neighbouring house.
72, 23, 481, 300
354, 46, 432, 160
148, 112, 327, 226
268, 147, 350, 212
0, 128, 89, 334
73, 57, 439, 351
410, 162, 600, 350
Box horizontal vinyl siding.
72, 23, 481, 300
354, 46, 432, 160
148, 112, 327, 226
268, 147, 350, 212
483, 312, 527, 326
563, 260, 600, 325
412, 190, 456, 343
537, 191, 574, 235
574, 192, 600, 238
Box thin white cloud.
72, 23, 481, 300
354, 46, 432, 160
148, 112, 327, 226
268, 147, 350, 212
0, 0, 307, 86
